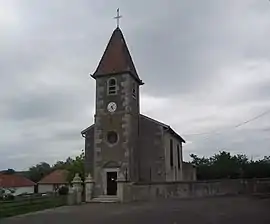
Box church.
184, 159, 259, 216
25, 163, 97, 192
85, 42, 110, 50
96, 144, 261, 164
81, 25, 196, 198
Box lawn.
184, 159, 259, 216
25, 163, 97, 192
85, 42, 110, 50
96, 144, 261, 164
0, 195, 67, 218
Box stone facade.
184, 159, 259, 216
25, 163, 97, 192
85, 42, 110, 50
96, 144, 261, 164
164, 130, 184, 181
81, 27, 196, 200
82, 115, 193, 184
91, 72, 140, 196
138, 115, 165, 182
84, 125, 94, 178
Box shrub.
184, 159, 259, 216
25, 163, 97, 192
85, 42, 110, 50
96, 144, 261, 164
58, 186, 69, 195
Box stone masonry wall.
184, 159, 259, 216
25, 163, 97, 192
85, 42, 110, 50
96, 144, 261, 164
138, 116, 165, 182
121, 178, 270, 202
182, 162, 196, 181
93, 73, 140, 195
85, 126, 94, 176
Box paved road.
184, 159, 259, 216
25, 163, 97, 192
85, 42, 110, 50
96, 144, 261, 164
2, 196, 270, 224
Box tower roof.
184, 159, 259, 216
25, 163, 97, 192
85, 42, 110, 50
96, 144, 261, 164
92, 27, 143, 85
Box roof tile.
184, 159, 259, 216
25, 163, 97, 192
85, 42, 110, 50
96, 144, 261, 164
38, 169, 69, 184
0, 174, 35, 188
92, 27, 143, 84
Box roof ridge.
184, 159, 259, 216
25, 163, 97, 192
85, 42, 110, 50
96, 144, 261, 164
140, 114, 185, 143
140, 114, 169, 128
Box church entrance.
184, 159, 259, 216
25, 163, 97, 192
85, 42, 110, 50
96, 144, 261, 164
106, 171, 117, 195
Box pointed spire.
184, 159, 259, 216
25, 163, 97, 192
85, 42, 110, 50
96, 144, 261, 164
92, 27, 143, 85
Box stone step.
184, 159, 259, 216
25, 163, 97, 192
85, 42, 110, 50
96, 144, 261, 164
90, 196, 120, 203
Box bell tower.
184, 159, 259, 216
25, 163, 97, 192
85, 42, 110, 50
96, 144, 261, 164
91, 27, 144, 196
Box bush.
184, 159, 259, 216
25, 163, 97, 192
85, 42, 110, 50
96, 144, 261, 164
3, 194, 15, 201
58, 186, 69, 195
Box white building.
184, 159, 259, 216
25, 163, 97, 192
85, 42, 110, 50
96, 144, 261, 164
0, 174, 35, 196
38, 169, 69, 193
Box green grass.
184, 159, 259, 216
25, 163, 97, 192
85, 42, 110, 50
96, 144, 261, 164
0, 195, 67, 218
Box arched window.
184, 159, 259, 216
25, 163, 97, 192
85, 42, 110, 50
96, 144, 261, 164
107, 78, 117, 95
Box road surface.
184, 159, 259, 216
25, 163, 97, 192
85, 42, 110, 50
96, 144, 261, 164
2, 196, 270, 224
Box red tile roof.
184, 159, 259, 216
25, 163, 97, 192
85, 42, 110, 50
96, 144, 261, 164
0, 174, 35, 188
92, 27, 143, 85
38, 169, 69, 184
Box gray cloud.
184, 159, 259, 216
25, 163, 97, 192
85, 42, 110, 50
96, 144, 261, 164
0, 0, 270, 170
3, 89, 92, 122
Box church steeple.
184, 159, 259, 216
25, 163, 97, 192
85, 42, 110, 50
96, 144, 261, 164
91, 27, 144, 85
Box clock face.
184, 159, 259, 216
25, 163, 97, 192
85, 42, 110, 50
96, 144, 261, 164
107, 102, 117, 113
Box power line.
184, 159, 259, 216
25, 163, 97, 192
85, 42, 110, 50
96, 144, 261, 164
183, 108, 270, 137
233, 109, 270, 128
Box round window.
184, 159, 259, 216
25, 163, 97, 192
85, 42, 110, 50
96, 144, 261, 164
107, 131, 118, 144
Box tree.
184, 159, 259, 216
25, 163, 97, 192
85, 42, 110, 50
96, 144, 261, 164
49, 150, 85, 183
24, 149, 85, 183
27, 162, 51, 182
66, 151, 85, 182
190, 151, 270, 180
53, 161, 65, 170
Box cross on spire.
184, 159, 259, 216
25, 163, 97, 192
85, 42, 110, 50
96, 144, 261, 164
114, 8, 122, 28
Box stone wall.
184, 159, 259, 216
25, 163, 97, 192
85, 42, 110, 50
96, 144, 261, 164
182, 162, 196, 181
85, 125, 94, 176
163, 130, 183, 181
138, 115, 165, 182
121, 178, 270, 202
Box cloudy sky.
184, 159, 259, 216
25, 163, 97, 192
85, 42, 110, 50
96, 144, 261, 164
1, 0, 270, 171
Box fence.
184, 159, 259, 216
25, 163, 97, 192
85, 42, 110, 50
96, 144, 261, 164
0, 194, 67, 219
